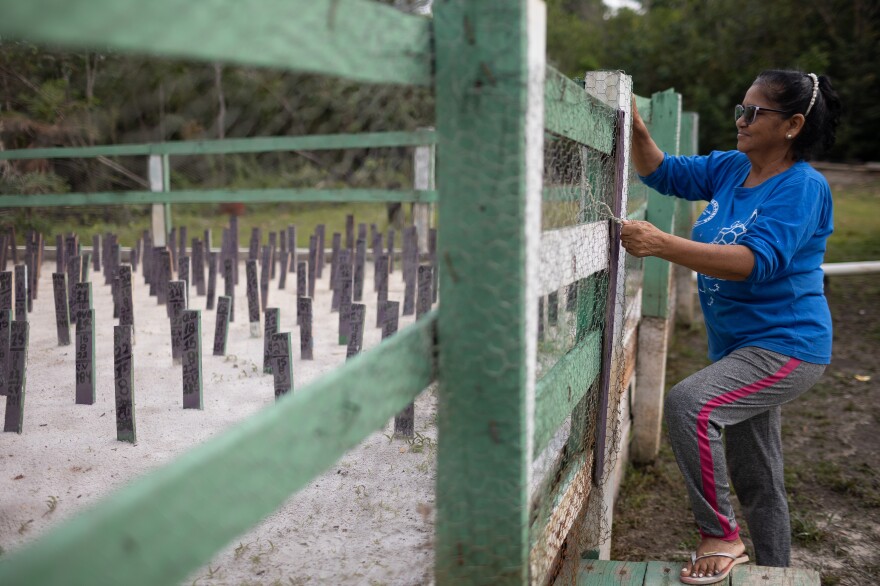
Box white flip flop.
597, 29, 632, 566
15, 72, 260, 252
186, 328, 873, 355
680, 550, 750, 585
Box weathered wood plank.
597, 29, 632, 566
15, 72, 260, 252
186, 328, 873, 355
0, 313, 437, 586
643, 560, 727, 586
529, 451, 593, 585
577, 560, 648, 585
731, 565, 820, 586
538, 222, 610, 297
545, 66, 616, 154
0, 188, 438, 208
532, 331, 602, 458
0, 0, 432, 86
0, 131, 437, 161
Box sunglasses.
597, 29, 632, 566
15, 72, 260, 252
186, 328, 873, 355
735, 104, 790, 126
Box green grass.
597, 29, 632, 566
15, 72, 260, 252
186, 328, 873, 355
6, 201, 404, 249
825, 179, 880, 263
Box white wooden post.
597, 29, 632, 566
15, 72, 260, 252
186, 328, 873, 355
412, 130, 434, 252
149, 154, 170, 247
582, 69, 633, 560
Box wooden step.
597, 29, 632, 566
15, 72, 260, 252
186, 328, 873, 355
575, 559, 820, 585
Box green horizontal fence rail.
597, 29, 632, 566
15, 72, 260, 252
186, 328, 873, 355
545, 66, 616, 154
0, 189, 438, 208
0, 131, 438, 161
0, 0, 434, 86
0, 312, 437, 586
0, 131, 439, 207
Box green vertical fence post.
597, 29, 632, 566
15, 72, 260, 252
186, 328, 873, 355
640, 89, 681, 318
434, 0, 545, 583
674, 111, 699, 324
631, 89, 682, 464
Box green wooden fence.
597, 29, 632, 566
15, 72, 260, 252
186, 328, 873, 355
0, 1, 696, 584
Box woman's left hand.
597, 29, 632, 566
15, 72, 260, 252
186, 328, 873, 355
620, 220, 668, 258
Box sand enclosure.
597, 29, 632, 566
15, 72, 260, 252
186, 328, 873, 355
0, 255, 437, 585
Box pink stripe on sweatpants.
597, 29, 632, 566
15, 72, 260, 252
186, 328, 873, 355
696, 357, 802, 539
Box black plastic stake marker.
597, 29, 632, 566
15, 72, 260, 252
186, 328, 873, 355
167, 280, 187, 365
52, 273, 71, 346
0, 272, 10, 315
0, 309, 10, 397
307, 235, 317, 299
375, 254, 389, 328
181, 309, 203, 410
114, 325, 136, 443
206, 252, 217, 311
278, 251, 289, 290
119, 265, 135, 345
270, 332, 293, 400
263, 308, 279, 374
14, 264, 27, 322
387, 301, 412, 437
213, 296, 231, 356
298, 296, 313, 361
346, 303, 366, 360
75, 308, 96, 405
296, 261, 307, 325
337, 250, 353, 345
354, 238, 366, 302
3, 321, 29, 433
223, 258, 235, 323
417, 265, 433, 319
245, 260, 261, 337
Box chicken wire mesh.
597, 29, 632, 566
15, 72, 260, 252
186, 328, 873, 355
0, 2, 643, 584
528, 72, 633, 585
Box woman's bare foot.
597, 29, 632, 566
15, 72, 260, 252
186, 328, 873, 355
680, 537, 747, 580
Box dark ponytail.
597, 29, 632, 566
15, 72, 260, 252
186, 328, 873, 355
754, 70, 842, 161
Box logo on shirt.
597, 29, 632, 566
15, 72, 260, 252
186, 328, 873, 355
699, 209, 759, 306
693, 200, 719, 228
711, 209, 758, 246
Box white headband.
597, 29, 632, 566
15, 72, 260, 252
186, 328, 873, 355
804, 73, 819, 117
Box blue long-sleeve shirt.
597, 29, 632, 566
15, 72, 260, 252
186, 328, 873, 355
640, 150, 833, 364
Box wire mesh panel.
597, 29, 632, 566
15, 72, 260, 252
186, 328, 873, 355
529, 71, 634, 586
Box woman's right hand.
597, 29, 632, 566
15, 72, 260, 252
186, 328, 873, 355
630, 96, 664, 176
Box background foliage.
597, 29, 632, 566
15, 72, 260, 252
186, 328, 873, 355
548, 0, 880, 162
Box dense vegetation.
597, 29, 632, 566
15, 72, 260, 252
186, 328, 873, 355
547, 0, 879, 162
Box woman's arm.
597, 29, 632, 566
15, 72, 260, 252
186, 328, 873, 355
631, 98, 664, 177
620, 220, 755, 281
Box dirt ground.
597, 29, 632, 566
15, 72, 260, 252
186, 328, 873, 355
611, 272, 880, 585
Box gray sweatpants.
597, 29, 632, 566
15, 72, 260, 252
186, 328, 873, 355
664, 346, 825, 567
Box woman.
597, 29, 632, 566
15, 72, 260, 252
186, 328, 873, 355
621, 70, 841, 585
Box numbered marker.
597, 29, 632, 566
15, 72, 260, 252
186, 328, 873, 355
114, 325, 136, 443
270, 332, 293, 400
213, 296, 231, 356
75, 308, 96, 405
263, 308, 279, 374
298, 297, 313, 361
52, 273, 71, 346
245, 260, 261, 337
181, 310, 203, 410
3, 321, 29, 433
0, 309, 10, 397
346, 303, 366, 360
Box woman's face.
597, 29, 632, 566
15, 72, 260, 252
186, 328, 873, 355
736, 84, 791, 157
